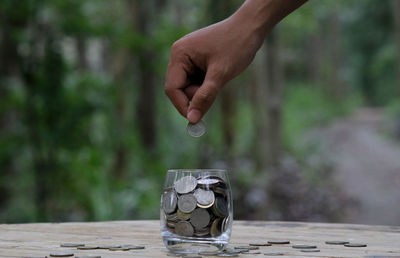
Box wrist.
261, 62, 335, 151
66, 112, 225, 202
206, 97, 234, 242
232, 0, 308, 39
233, 0, 275, 40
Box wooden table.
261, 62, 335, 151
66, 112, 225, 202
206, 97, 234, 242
1, 220, 399, 257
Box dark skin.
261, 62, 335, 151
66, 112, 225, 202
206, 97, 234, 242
165, 0, 308, 123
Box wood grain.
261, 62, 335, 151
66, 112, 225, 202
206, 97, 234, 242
0, 220, 399, 257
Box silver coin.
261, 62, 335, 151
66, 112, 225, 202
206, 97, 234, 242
60, 243, 85, 247
190, 208, 210, 229
27, 256, 44, 258
175, 221, 194, 237
234, 246, 259, 250
194, 227, 210, 237
178, 194, 197, 213
109, 247, 130, 251
194, 188, 215, 207
212, 197, 228, 217
249, 242, 271, 246
167, 221, 177, 228
49, 252, 74, 257
187, 120, 206, 137
221, 216, 231, 232
210, 218, 222, 237
177, 209, 191, 220
121, 245, 145, 250
75, 256, 102, 258
77, 246, 99, 250
325, 240, 349, 245
174, 176, 197, 194
292, 244, 317, 249
162, 190, 178, 214
267, 240, 290, 244
98, 244, 121, 249
166, 212, 179, 222
197, 178, 220, 186
263, 252, 284, 256
300, 249, 320, 252
224, 248, 242, 254
344, 243, 367, 247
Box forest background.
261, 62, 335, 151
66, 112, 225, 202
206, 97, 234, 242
1, 0, 400, 225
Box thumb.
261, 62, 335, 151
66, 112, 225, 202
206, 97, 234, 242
187, 75, 221, 123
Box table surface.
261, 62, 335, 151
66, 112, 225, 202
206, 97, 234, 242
0, 220, 399, 257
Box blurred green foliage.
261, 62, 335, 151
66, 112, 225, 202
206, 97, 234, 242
0, 0, 399, 223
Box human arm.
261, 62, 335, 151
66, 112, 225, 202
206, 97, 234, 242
164, 0, 308, 123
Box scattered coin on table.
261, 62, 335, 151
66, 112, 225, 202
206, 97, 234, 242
187, 120, 206, 137
224, 248, 242, 254
249, 242, 271, 246
21, 256, 48, 258
267, 240, 290, 244
300, 249, 320, 252
75, 256, 101, 258
234, 246, 259, 250
98, 244, 121, 249
344, 243, 367, 247
109, 247, 130, 251
121, 244, 145, 249
77, 246, 99, 250
325, 240, 349, 245
263, 252, 284, 256
60, 243, 85, 248
49, 252, 74, 257
292, 244, 317, 249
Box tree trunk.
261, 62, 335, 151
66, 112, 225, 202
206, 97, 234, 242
306, 34, 323, 85
111, 48, 131, 179
325, 11, 343, 98
129, 0, 157, 151
76, 35, 88, 70
392, 0, 400, 95
264, 30, 282, 169
208, 0, 236, 163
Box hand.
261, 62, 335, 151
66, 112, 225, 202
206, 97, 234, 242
164, 0, 307, 123
164, 14, 265, 123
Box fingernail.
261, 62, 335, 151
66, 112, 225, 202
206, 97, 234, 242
187, 109, 202, 123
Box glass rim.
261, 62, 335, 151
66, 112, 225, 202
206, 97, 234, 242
167, 169, 227, 173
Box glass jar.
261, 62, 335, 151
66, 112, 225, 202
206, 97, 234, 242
160, 169, 233, 254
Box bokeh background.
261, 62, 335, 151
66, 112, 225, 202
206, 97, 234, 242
1, 0, 400, 225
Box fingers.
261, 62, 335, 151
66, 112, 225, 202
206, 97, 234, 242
164, 62, 190, 117
184, 85, 200, 100
187, 71, 221, 123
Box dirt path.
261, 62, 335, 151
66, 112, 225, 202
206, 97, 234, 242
320, 108, 400, 226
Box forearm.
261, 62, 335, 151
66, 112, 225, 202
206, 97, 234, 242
232, 0, 308, 39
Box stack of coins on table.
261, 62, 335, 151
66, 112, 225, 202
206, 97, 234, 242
161, 175, 230, 238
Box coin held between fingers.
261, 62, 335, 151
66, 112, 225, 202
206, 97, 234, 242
187, 120, 206, 137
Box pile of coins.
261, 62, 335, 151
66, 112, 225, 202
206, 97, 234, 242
161, 175, 230, 238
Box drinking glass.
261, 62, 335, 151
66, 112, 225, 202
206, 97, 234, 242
160, 169, 233, 254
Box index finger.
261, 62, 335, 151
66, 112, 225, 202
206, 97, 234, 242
164, 61, 190, 117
